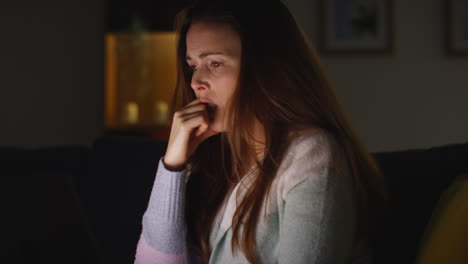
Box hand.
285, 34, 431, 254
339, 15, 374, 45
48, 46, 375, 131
163, 99, 219, 171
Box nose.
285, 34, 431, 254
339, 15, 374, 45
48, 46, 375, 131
191, 68, 209, 92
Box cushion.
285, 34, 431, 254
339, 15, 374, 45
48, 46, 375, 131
415, 173, 468, 264
372, 142, 468, 263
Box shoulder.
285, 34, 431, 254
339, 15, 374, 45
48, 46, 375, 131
275, 127, 344, 201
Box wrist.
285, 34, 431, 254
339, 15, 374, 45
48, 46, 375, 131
162, 157, 185, 172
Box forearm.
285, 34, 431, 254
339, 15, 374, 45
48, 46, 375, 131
135, 234, 192, 264
135, 157, 196, 264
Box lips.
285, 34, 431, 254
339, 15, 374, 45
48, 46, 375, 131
199, 98, 215, 104
198, 98, 217, 121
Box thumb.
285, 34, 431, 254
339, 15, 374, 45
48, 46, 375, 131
194, 128, 219, 145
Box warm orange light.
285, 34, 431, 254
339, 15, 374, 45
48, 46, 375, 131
105, 31, 178, 128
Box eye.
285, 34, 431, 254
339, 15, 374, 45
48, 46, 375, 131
210, 61, 222, 68
189, 65, 198, 71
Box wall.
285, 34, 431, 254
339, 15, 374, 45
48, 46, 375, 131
0, 0, 466, 152
0, 0, 105, 148
284, 0, 468, 152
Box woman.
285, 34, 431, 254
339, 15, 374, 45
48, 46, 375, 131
135, 0, 388, 263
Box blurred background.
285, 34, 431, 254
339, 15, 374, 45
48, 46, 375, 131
1, 1, 467, 263
0, 0, 466, 152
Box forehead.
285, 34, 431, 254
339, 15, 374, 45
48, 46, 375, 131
186, 22, 241, 58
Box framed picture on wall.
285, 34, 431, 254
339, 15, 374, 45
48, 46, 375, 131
319, 0, 394, 55
445, 0, 468, 56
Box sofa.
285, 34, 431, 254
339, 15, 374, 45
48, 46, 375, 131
1, 134, 467, 264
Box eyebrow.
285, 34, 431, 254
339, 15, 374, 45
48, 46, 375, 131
186, 52, 226, 61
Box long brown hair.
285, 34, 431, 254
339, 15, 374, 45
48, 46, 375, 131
169, 0, 389, 263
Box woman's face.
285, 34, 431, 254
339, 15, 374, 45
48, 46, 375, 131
186, 22, 242, 133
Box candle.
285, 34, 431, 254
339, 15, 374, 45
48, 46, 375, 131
124, 102, 139, 124
153, 100, 169, 126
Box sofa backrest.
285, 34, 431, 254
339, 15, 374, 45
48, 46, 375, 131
83, 135, 168, 264
373, 142, 468, 263
0, 171, 100, 263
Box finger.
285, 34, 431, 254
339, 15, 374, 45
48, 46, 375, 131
186, 111, 210, 137
189, 110, 210, 137
192, 107, 216, 138
194, 121, 209, 137
173, 103, 206, 121
183, 99, 201, 108
193, 127, 219, 146
198, 128, 219, 140
179, 104, 207, 117
181, 113, 210, 133
180, 110, 207, 121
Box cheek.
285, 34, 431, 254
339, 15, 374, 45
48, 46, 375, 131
215, 73, 239, 104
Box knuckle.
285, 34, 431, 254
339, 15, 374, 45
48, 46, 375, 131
191, 116, 200, 123
181, 121, 190, 130
197, 115, 206, 122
